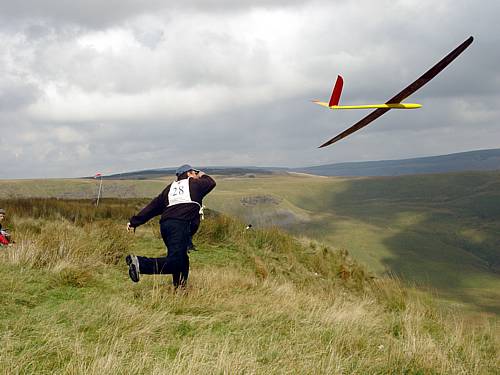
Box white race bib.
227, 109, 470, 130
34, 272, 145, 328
167, 178, 201, 207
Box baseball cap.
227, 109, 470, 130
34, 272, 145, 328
0, 208, 5, 215
175, 164, 199, 176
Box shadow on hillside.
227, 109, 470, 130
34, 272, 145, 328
292, 172, 500, 314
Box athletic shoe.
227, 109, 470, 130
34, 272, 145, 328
126, 254, 140, 282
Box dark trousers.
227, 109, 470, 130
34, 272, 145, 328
137, 219, 191, 287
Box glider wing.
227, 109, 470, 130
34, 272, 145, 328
319, 36, 474, 148
319, 108, 390, 148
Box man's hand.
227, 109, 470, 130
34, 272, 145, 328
197, 170, 206, 177
126, 222, 135, 233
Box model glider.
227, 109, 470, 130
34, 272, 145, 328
313, 36, 474, 148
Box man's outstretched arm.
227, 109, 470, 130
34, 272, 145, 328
128, 187, 169, 229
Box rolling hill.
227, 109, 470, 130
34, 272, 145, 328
205, 171, 500, 313
91, 148, 500, 180
98, 166, 280, 180
292, 148, 500, 176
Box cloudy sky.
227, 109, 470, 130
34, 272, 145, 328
1, 0, 499, 178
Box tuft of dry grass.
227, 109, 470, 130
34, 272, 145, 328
2, 217, 129, 272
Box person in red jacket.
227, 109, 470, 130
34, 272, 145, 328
125, 165, 216, 288
0, 209, 11, 246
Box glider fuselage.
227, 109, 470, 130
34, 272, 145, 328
313, 101, 422, 109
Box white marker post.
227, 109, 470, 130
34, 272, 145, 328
94, 173, 103, 207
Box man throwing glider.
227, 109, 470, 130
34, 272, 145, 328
125, 164, 216, 288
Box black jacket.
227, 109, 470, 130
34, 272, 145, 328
129, 175, 216, 228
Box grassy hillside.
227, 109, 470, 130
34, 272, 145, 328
204, 172, 500, 314
1, 171, 499, 313
0, 199, 498, 374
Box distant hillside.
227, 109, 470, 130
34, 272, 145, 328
99, 166, 282, 180
292, 148, 500, 176
92, 148, 500, 179
206, 171, 500, 314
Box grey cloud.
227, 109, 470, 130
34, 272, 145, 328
0, 0, 315, 30
1, 0, 499, 178
133, 29, 165, 50
0, 1, 165, 29
0, 81, 41, 111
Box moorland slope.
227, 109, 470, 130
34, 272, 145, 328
1, 171, 499, 313
0, 199, 498, 373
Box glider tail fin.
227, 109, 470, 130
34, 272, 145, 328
328, 75, 344, 107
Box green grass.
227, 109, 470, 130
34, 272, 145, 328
0, 178, 166, 199
204, 172, 500, 314
0, 199, 498, 373
1, 172, 499, 314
